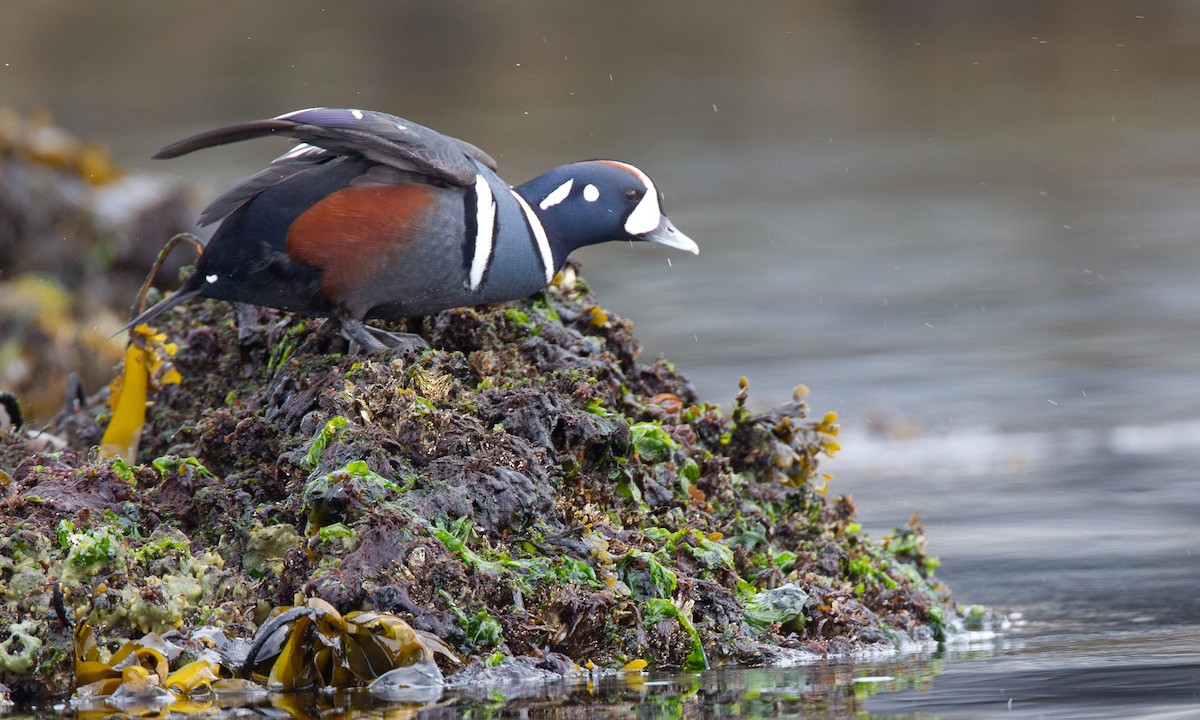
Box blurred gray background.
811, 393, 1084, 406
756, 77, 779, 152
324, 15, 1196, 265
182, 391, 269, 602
5, 2, 1197, 432
3, 5, 1199, 614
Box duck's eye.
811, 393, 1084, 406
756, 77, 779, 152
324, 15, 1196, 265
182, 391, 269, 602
625, 189, 640, 202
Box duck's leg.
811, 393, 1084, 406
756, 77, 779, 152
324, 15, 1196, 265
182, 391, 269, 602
365, 324, 429, 350
335, 318, 427, 354
337, 318, 388, 353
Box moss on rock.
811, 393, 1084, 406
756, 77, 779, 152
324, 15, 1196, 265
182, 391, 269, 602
0, 264, 972, 702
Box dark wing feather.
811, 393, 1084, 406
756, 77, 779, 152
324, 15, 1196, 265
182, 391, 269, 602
154, 107, 497, 187
278, 108, 497, 174
197, 160, 319, 226
153, 119, 297, 159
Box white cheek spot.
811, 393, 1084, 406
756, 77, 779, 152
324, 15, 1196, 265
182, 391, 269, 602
539, 178, 574, 210
583, 184, 600, 202
350, 109, 364, 120
206, 274, 219, 284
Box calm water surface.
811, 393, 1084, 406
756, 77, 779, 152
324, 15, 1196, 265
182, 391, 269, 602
2, 2, 1198, 716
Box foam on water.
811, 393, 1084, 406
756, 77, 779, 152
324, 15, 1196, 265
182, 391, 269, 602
829, 417, 1200, 478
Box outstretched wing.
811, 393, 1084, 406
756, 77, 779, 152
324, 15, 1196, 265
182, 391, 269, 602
157, 107, 498, 226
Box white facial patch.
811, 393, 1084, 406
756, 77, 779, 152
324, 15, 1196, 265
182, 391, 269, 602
539, 178, 574, 210
468, 175, 497, 290
206, 274, 218, 284
510, 191, 556, 283
583, 184, 600, 202
612, 162, 663, 236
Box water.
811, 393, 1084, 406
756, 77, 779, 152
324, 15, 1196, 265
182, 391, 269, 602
3, 2, 1199, 716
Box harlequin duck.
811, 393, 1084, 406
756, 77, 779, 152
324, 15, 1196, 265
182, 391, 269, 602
123, 107, 698, 350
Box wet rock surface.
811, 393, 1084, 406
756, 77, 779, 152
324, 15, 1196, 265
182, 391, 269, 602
0, 262, 968, 702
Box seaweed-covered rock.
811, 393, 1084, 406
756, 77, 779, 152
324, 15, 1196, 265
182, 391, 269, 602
0, 262, 974, 702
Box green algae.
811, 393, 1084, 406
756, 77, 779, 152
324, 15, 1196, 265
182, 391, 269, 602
302, 416, 349, 471
58, 521, 122, 568
0, 263, 981, 703
442, 595, 504, 649
151, 454, 214, 482
644, 598, 708, 671
316, 522, 358, 547
744, 584, 810, 633
628, 422, 680, 464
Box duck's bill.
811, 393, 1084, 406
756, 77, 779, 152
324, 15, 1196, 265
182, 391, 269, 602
642, 217, 699, 254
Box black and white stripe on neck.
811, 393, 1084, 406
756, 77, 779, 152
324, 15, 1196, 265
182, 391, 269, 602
510, 190, 556, 284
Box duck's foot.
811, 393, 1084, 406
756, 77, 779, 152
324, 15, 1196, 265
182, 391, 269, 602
336, 319, 429, 354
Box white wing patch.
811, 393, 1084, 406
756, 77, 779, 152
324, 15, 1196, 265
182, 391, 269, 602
469, 175, 497, 290
275, 107, 320, 119
510, 191, 556, 284
274, 143, 325, 163
539, 178, 574, 210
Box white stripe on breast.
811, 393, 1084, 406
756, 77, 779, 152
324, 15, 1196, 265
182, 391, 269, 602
469, 174, 497, 290
510, 190, 556, 284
